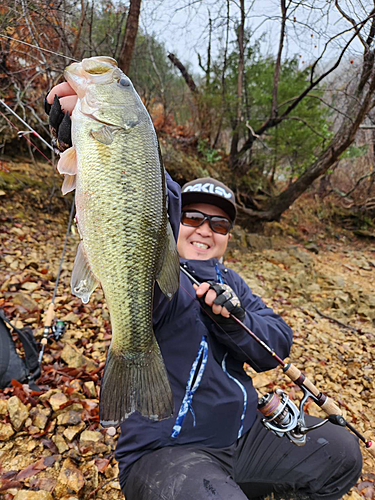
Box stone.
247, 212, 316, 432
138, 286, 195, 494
0, 399, 8, 416
7, 396, 29, 431
30, 407, 51, 430
246, 233, 273, 251
11, 293, 38, 311
13, 492, 53, 500
57, 458, 85, 493
61, 343, 98, 371
53, 434, 69, 453
57, 411, 82, 426
83, 381, 97, 398
80, 430, 103, 443
49, 392, 69, 411
63, 423, 85, 442
0, 422, 15, 440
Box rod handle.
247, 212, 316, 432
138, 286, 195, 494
283, 363, 342, 416
44, 302, 55, 328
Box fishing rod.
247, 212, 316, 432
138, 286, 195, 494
179, 265, 375, 458
38, 198, 74, 364
0, 100, 73, 363
0, 100, 53, 152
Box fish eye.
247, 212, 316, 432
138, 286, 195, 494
119, 77, 130, 87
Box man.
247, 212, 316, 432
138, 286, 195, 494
46, 87, 362, 500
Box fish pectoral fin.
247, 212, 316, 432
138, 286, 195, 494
90, 125, 118, 145
57, 146, 77, 195
156, 221, 180, 300
57, 146, 77, 175
71, 242, 99, 304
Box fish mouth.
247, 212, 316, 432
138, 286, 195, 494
64, 57, 120, 96
81, 56, 118, 74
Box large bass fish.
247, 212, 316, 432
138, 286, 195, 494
57, 56, 179, 427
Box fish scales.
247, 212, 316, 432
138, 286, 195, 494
57, 56, 179, 427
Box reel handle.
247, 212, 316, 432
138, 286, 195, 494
283, 363, 342, 415
284, 363, 375, 457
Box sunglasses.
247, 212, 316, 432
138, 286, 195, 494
181, 210, 233, 235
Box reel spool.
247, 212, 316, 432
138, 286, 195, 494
258, 389, 306, 446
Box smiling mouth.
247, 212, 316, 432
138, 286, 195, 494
192, 241, 210, 250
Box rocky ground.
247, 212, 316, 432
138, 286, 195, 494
0, 159, 374, 499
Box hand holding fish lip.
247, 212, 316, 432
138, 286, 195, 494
46, 82, 78, 114
45, 83, 77, 153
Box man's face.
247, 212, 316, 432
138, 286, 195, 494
177, 202, 232, 260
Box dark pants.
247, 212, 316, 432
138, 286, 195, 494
123, 415, 362, 500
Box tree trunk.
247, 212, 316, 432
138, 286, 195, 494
239, 69, 375, 223
118, 0, 142, 75
229, 0, 245, 170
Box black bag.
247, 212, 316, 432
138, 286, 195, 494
0, 310, 41, 390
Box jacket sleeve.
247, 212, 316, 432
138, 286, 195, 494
153, 171, 181, 314
209, 271, 293, 371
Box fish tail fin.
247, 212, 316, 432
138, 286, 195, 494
99, 338, 174, 427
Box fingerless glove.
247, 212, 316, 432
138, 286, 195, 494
45, 94, 72, 153
199, 281, 246, 332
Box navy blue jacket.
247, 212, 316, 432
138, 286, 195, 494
115, 173, 293, 488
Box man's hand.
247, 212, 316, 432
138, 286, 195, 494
45, 83, 77, 152
194, 282, 245, 322
46, 82, 77, 115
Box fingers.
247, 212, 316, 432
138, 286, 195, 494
193, 283, 230, 318
47, 83, 78, 115
47, 82, 76, 103
59, 95, 78, 115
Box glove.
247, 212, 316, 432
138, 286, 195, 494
44, 94, 72, 153
199, 281, 245, 331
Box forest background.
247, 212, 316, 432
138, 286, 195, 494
0, 0, 374, 499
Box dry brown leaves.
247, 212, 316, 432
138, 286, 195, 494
0, 159, 374, 498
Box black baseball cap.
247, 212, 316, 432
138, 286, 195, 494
181, 177, 237, 222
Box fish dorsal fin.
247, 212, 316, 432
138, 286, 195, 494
156, 221, 180, 299
71, 242, 99, 304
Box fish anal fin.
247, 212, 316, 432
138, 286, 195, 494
156, 221, 180, 300
71, 242, 99, 304
99, 338, 174, 427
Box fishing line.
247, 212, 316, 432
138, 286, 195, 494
0, 34, 78, 62
179, 265, 375, 455
0, 99, 53, 151
0, 109, 54, 167
52, 197, 75, 303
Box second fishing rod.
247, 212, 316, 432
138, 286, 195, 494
180, 264, 375, 459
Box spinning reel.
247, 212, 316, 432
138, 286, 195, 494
258, 386, 347, 446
